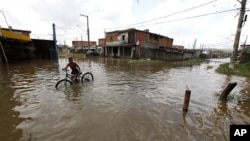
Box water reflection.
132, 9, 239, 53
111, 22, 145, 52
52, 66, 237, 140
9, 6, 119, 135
63, 85, 84, 101
0, 58, 250, 141
0, 88, 24, 141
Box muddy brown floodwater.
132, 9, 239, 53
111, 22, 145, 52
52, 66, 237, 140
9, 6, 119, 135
0, 57, 249, 141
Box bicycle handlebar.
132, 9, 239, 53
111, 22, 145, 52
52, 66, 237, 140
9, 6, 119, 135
62, 69, 70, 71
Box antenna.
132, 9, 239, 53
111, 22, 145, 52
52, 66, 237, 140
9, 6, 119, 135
0, 10, 12, 31
243, 35, 248, 45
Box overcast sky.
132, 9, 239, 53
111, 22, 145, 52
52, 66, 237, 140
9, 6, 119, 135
0, 0, 249, 49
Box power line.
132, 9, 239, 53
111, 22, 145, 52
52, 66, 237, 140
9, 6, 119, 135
53, 8, 239, 43
48, 3, 244, 46
104, 8, 239, 32
104, 0, 218, 30
32, 1, 239, 41
151, 8, 240, 26
135, 0, 218, 25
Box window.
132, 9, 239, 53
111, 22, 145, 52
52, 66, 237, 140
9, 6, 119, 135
150, 34, 159, 41
122, 35, 125, 41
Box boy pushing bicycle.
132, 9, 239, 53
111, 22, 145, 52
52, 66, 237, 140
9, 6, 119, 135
63, 57, 82, 82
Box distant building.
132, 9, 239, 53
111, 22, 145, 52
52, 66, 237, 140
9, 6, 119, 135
239, 44, 250, 63
72, 40, 97, 52
104, 28, 173, 58
98, 38, 105, 46
58, 44, 69, 54
211, 50, 224, 58
200, 49, 225, 59
173, 45, 184, 50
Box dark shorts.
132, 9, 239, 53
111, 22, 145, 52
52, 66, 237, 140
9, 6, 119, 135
71, 70, 80, 75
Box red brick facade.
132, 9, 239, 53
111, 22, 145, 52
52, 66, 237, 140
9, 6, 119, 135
103, 28, 174, 58
105, 29, 173, 48
72, 41, 96, 49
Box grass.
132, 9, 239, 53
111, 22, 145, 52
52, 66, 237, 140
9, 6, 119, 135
216, 62, 250, 77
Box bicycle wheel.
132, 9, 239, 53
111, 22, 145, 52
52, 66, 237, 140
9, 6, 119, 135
55, 79, 73, 89
81, 72, 94, 82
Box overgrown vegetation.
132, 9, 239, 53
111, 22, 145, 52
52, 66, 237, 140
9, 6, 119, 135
216, 62, 250, 77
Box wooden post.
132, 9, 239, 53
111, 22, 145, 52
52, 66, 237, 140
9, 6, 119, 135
183, 89, 191, 112
220, 82, 237, 99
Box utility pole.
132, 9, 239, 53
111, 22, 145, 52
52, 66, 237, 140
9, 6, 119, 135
192, 39, 197, 50
80, 14, 90, 51
52, 23, 58, 59
229, 0, 247, 69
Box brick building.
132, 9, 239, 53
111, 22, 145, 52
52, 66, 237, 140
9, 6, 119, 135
72, 40, 97, 52
98, 38, 105, 46
103, 28, 173, 58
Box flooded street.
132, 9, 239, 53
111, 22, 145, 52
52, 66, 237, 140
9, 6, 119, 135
0, 57, 250, 141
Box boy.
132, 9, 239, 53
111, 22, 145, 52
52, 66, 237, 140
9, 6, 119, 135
63, 57, 81, 82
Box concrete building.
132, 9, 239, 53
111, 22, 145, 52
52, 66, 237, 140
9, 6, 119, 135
0, 27, 58, 61
72, 40, 97, 53
0, 27, 33, 62
103, 28, 173, 59
98, 38, 105, 46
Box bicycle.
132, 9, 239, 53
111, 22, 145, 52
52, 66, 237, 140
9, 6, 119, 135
55, 69, 94, 89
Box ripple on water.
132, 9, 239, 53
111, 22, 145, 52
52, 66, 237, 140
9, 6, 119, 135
2, 58, 250, 141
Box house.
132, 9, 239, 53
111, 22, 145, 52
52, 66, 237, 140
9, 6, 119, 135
72, 40, 97, 53
98, 38, 105, 46
239, 44, 250, 63
57, 44, 69, 54
103, 28, 173, 59
0, 26, 60, 61
173, 45, 184, 50
211, 50, 224, 58
0, 27, 34, 62
95, 38, 105, 55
